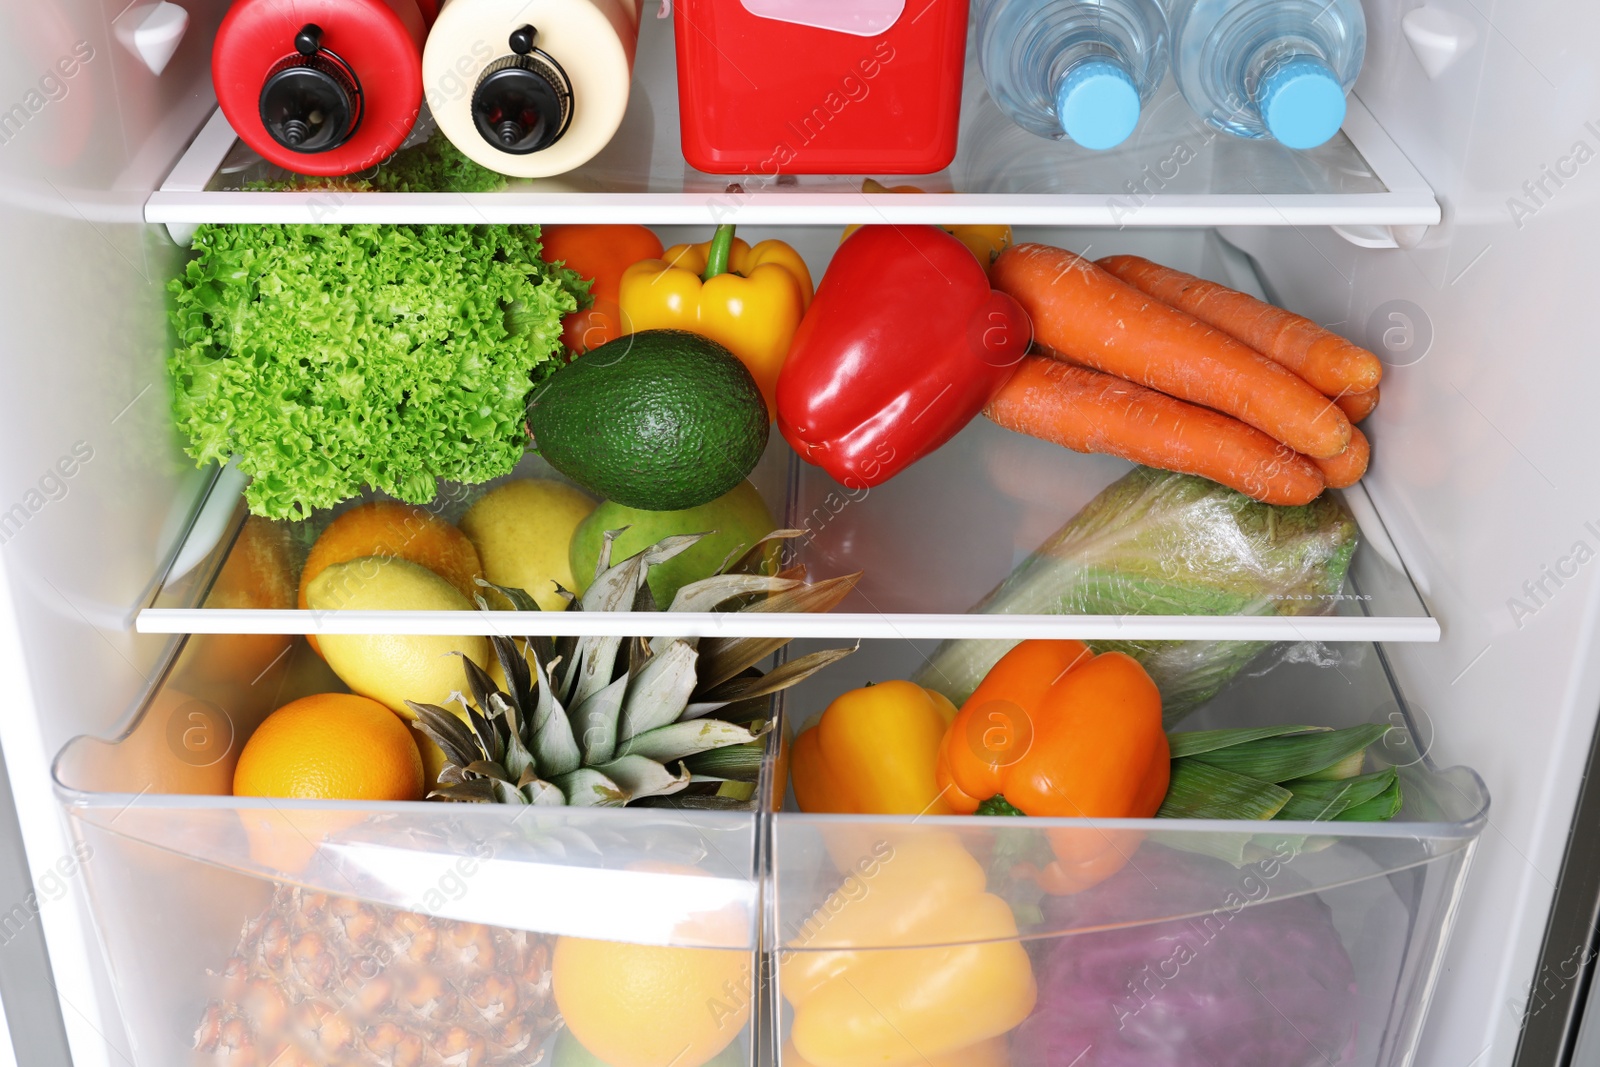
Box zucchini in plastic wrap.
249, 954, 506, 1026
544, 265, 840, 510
915, 467, 1359, 727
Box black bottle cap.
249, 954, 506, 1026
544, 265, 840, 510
471, 46, 572, 155
259, 25, 361, 153
294, 24, 322, 56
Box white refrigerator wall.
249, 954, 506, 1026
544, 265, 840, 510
0, 0, 227, 1059
1229, 0, 1600, 1063
0, 1, 1597, 1066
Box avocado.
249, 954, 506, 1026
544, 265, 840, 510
527, 330, 769, 511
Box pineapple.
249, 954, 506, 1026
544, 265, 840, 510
193, 531, 857, 1066
194, 886, 560, 1067
411, 530, 858, 807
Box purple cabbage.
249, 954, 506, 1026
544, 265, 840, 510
1012, 846, 1359, 1067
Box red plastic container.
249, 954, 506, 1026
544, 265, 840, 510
213, 0, 431, 176
673, 0, 970, 175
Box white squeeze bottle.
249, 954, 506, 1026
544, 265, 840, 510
422, 0, 641, 177
975, 0, 1169, 151
1166, 0, 1366, 150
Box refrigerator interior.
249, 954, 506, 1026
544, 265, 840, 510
0, 0, 1597, 1064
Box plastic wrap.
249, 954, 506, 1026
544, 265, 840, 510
916, 468, 1360, 727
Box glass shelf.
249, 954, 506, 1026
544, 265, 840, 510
145, 13, 1438, 229
136, 227, 1436, 643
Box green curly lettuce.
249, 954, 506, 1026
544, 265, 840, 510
368, 135, 506, 193
240, 132, 507, 194
168, 223, 586, 520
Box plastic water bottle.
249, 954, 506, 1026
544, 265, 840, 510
975, 0, 1169, 151
1167, 0, 1366, 149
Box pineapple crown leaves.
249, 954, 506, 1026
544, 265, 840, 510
406, 530, 859, 807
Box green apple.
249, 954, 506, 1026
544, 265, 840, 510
460, 479, 596, 611
570, 480, 778, 606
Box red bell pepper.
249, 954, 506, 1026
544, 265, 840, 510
776, 225, 1031, 488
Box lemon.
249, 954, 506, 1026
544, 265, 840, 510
298, 500, 483, 656
403, 727, 455, 788
460, 479, 595, 611
305, 557, 489, 725
553, 937, 752, 1067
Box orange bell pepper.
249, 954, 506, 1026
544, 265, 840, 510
1043, 829, 1152, 894
936, 640, 1168, 893
539, 224, 664, 354
938, 639, 1168, 818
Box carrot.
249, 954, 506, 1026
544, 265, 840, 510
985, 355, 1327, 506
1334, 386, 1379, 424
1097, 254, 1383, 397
1309, 426, 1370, 489
992, 245, 1353, 459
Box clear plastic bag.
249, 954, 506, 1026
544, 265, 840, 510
916, 467, 1360, 727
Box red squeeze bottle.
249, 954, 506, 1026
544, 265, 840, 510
213, 0, 432, 176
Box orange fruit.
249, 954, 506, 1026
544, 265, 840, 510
183, 517, 297, 686
217, 517, 298, 609
233, 692, 424, 801
553, 860, 753, 1067
298, 501, 483, 654
93, 685, 237, 797
553, 937, 751, 1067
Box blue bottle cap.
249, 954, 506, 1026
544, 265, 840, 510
1055, 58, 1141, 151
1259, 54, 1347, 150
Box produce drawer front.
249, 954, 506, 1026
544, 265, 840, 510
57, 625, 1485, 1067
60, 661, 768, 1064
70, 830, 763, 1067
763, 637, 1486, 1067
56, 626, 769, 946
66, 792, 1477, 1067
57, 619, 770, 1067
65, 800, 763, 948
769, 830, 1474, 1067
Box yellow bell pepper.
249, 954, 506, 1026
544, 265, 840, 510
619, 224, 813, 417
780, 832, 1037, 1067
843, 179, 1014, 271
790, 681, 956, 816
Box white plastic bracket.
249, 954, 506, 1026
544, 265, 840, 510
113, 0, 189, 76
1402, 5, 1479, 81
1332, 223, 1429, 249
